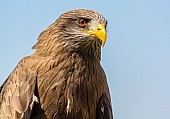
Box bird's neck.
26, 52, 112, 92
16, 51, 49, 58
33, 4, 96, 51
31, 47, 104, 118
62, 52, 104, 116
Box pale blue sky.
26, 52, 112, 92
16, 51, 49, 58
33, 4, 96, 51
1, 1, 170, 119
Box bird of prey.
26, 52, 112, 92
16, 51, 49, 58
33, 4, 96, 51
0, 9, 113, 119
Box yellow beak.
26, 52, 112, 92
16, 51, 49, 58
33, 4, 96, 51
82, 23, 107, 47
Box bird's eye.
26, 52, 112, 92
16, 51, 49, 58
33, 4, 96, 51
78, 18, 88, 27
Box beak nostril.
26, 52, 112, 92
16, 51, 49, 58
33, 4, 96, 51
97, 28, 101, 30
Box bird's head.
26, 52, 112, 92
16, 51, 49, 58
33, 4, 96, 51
57, 9, 107, 48
33, 9, 107, 57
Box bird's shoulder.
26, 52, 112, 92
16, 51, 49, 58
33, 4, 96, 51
0, 56, 38, 119
96, 93, 113, 119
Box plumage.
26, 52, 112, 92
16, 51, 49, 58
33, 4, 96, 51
0, 9, 113, 119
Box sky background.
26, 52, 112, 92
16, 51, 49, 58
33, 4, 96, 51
0, 1, 170, 119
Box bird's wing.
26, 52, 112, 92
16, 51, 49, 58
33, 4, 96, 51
0, 58, 37, 119
96, 93, 113, 119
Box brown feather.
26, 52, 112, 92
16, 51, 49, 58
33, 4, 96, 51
0, 9, 113, 119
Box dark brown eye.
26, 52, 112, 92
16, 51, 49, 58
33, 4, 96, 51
78, 18, 88, 27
